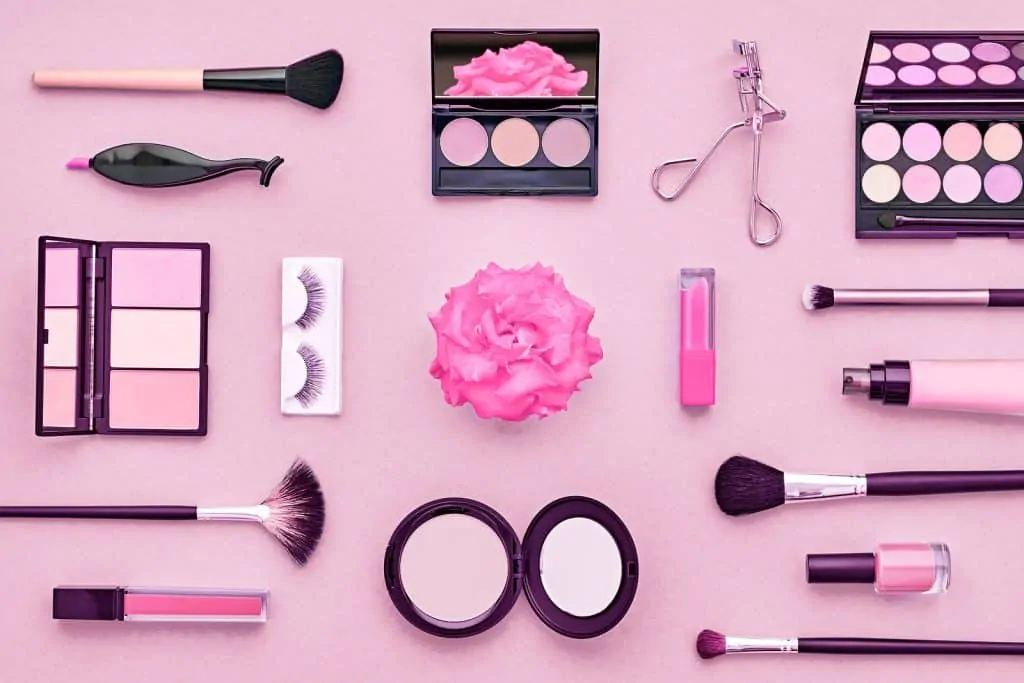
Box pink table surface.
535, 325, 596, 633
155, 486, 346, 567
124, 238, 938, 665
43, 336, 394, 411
5, 1, 1024, 681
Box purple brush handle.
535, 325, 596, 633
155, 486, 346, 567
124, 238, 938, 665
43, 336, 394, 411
989, 290, 1024, 307
866, 471, 1024, 496
0, 506, 197, 520
800, 638, 1024, 655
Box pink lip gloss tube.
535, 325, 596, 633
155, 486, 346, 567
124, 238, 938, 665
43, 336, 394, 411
843, 359, 1024, 416
679, 268, 716, 406
53, 586, 268, 623
807, 542, 951, 595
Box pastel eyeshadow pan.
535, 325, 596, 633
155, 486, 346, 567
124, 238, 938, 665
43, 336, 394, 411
42, 247, 81, 428
438, 117, 592, 169
866, 39, 1024, 87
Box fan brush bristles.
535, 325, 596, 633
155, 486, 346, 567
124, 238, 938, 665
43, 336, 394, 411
261, 459, 326, 565
715, 455, 785, 516
697, 630, 727, 660
802, 285, 834, 310
285, 50, 344, 109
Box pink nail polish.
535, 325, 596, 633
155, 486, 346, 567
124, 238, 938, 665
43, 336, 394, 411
806, 542, 951, 595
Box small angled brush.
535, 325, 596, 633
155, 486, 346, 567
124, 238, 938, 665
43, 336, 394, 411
34, 50, 344, 109
715, 454, 1024, 516
0, 459, 325, 565
803, 284, 1024, 311
698, 629, 1024, 659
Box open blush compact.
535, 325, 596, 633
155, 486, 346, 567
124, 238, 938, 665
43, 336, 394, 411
856, 31, 1024, 238
431, 29, 600, 196
36, 236, 210, 436
384, 496, 638, 639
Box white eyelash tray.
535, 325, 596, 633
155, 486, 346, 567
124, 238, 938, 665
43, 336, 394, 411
281, 257, 343, 415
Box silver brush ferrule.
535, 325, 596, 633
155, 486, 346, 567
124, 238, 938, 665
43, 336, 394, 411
725, 636, 799, 654
784, 472, 867, 503
196, 505, 270, 523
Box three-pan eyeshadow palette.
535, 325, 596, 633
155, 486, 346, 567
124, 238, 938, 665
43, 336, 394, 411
36, 236, 210, 436
855, 31, 1024, 238
431, 29, 600, 196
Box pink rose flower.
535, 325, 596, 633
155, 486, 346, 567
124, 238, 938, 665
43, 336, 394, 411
444, 41, 589, 97
429, 263, 603, 421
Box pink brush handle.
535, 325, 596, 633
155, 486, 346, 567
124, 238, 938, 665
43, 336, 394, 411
33, 69, 204, 91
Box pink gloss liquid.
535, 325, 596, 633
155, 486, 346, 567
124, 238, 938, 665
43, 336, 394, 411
875, 543, 950, 595
123, 588, 268, 622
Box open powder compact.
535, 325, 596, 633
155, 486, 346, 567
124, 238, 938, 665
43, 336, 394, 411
384, 496, 638, 639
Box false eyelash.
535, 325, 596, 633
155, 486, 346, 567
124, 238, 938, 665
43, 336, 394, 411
296, 266, 326, 330
294, 343, 326, 407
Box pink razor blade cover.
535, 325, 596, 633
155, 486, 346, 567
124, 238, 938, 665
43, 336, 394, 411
679, 273, 716, 406
33, 69, 204, 91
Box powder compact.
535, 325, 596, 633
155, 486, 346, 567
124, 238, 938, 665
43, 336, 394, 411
384, 496, 638, 639
431, 29, 600, 196
856, 31, 1024, 238
36, 236, 210, 436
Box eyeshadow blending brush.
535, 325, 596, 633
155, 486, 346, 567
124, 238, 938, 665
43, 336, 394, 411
878, 212, 1024, 230
0, 459, 325, 565
803, 284, 1024, 310
715, 454, 1024, 516
33, 50, 344, 110
698, 630, 1024, 659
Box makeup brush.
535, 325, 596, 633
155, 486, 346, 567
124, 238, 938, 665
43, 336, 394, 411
33, 50, 344, 110
697, 629, 1024, 659
0, 459, 325, 565
715, 454, 1024, 516
803, 284, 1024, 310
878, 212, 1024, 229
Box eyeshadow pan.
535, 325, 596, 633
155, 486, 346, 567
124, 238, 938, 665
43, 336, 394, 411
439, 118, 488, 167
865, 65, 896, 86
43, 309, 78, 367
984, 164, 1023, 203
542, 118, 591, 167
1014, 42, 1024, 60
893, 43, 930, 63
45, 248, 79, 307
979, 64, 1016, 86
898, 64, 936, 86
862, 164, 901, 203
902, 164, 941, 204
107, 370, 200, 430
938, 64, 976, 86
869, 43, 891, 64
490, 118, 539, 167
110, 309, 201, 369
943, 165, 982, 203
943, 122, 982, 161
42, 368, 76, 428
110, 248, 203, 308
983, 123, 1023, 161
973, 42, 1011, 63
862, 122, 901, 162
1020, 65, 1024, 82
932, 42, 970, 63
902, 122, 941, 162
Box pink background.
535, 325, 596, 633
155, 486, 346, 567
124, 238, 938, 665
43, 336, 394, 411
5, 1, 1024, 681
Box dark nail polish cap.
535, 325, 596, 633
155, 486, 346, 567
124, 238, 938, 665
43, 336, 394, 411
806, 553, 876, 584
53, 587, 124, 621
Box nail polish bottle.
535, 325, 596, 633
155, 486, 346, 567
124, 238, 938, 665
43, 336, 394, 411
806, 542, 951, 595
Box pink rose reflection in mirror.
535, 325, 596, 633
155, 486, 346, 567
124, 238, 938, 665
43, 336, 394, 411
444, 41, 589, 97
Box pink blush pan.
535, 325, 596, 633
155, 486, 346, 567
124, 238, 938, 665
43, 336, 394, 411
108, 370, 201, 430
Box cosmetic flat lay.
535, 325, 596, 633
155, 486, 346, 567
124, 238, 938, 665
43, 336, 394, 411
7, 3, 1024, 683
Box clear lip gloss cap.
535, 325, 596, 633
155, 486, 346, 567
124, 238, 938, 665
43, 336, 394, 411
679, 268, 716, 406
53, 586, 269, 623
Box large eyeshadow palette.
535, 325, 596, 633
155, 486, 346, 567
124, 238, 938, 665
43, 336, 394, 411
36, 236, 210, 436
431, 29, 599, 196
855, 31, 1024, 238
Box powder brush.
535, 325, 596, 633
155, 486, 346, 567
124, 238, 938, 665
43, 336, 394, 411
34, 50, 344, 110
0, 459, 325, 565
698, 629, 1024, 659
715, 454, 1024, 516
803, 284, 1024, 310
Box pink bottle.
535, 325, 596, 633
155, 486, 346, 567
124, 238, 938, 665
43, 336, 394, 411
679, 268, 716, 406
806, 542, 950, 595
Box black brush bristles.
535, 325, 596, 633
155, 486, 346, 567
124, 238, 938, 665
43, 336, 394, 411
261, 459, 326, 565
802, 285, 834, 311
715, 455, 785, 516
285, 49, 344, 109
697, 630, 727, 660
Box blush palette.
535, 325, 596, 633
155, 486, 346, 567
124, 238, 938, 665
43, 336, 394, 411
36, 236, 210, 436
431, 29, 599, 196
855, 31, 1024, 238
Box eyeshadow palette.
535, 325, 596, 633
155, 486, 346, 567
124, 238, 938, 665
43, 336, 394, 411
431, 29, 600, 196
856, 31, 1024, 238
36, 236, 210, 436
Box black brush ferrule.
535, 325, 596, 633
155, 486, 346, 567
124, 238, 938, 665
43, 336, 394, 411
203, 67, 286, 94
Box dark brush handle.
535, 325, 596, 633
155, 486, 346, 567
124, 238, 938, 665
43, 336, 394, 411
866, 471, 1024, 496
989, 289, 1024, 307
0, 506, 197, 520
800, 638, 1024, 656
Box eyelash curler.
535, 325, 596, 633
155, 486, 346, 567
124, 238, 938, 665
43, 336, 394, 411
652, 40, 787, 247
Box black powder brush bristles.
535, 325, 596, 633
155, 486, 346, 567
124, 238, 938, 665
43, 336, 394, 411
715, 455, 785, 516
697, 630, 728, 659
285, 50, 344, 110
801, 285, 834, 311
260, 459, 326, 565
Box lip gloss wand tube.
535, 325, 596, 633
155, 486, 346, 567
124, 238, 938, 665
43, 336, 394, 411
680, 269, 716, 407
53, 586, 268, 623
842, 359, 1024, 417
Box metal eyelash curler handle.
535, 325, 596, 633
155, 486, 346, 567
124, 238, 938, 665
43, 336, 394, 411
652, 40, 786, 247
